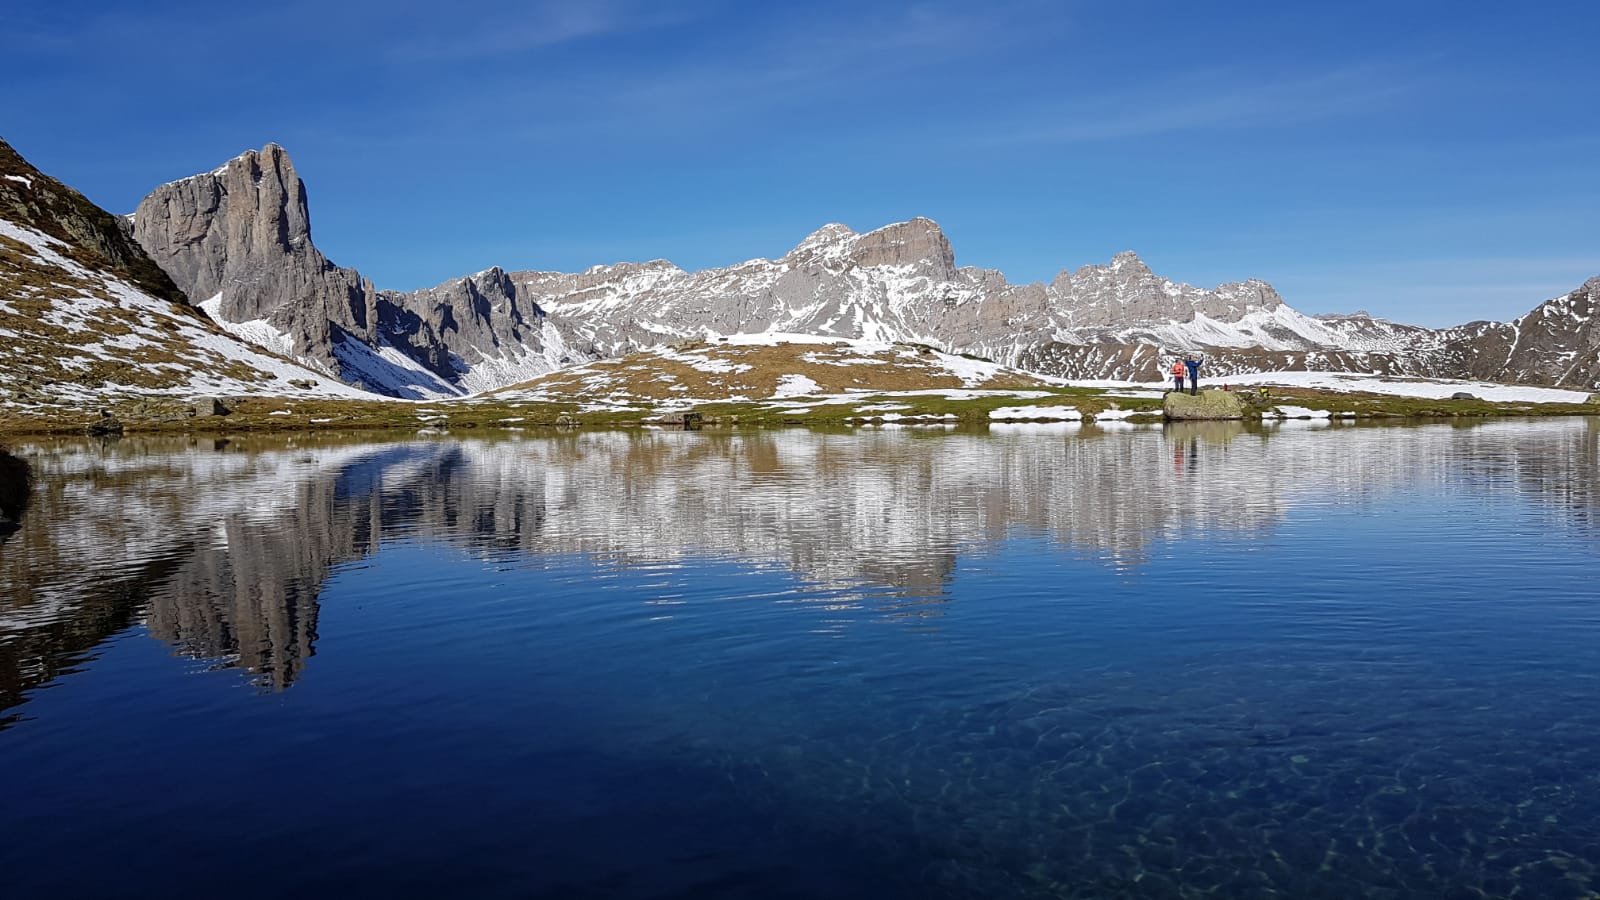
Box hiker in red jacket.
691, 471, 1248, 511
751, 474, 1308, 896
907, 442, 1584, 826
1170, 360, 1186, 393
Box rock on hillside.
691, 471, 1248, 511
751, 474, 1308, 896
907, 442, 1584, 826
0, 139, 370, 409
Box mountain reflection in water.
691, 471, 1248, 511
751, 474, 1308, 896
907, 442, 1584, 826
2, 420, 1600, 898
1, 419, 1597, 722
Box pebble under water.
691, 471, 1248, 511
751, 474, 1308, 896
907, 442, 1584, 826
2, 419, 1599, 898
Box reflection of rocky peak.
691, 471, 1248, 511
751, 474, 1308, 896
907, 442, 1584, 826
6, 422, 1600, 722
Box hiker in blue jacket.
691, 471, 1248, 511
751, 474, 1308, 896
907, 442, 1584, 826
1184, 355, 1204, 395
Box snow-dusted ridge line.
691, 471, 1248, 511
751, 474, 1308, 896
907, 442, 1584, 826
1, 218, 374, 401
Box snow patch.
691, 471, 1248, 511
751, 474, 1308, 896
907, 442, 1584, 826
772, 374, 822, 397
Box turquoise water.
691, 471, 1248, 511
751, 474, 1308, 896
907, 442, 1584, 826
2, 420, 1599, 898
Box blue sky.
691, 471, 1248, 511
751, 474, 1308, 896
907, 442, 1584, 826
5, 0, 1597, 326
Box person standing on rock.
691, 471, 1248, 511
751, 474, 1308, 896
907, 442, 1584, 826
1184, 356, 1204, 395
1170, 359, 1186, 393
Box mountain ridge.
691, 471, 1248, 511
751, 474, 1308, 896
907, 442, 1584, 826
118, 143, 1600, 397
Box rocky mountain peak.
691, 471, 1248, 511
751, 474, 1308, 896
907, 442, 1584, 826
782, 218, 954, 276
790, 222, 857, 253
850, 217, 956, 276
1109, 250, 1151, 275
132, 142, 320, 322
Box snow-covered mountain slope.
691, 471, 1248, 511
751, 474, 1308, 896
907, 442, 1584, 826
0, 139, 371, 408
505, 218, 1493, 383
0, 219, 369, 404
1436, 278, 1600, 389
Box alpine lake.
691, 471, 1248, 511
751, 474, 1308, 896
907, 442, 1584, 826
2, 417, 1599, 899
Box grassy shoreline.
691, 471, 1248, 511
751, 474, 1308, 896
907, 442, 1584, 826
1, 386, 1595, 438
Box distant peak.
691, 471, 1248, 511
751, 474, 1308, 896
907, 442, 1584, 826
1110, 250, 1150, 273
861, 216, 945, 240
793, 222, 857, 247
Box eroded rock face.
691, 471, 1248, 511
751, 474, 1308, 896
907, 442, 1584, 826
131, 144, 381, 370
850, 217, 956, 275
129, 146, 581, 396
1049, 252, 1283, 328
131, 144, 315, 320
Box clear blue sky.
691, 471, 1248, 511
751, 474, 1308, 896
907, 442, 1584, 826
5, 0, 1597, 326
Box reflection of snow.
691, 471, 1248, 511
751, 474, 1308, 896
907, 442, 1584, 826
990, 405, 1081, 421
7, 419, 1599, 642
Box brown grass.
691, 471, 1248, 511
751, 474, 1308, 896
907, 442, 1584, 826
496, 341, 1049, 402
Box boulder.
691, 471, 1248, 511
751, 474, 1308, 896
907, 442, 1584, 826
191, 397, 230, 416
1587, 392, 1600, 405
1450, 392, 1478, 400
85, 413, 124, 436
1163, 389, 1245, 421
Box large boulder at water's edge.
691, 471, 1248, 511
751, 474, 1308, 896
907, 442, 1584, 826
1163, 389, 1246, 421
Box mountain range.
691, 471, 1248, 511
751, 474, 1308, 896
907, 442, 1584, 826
6, 138, 1598, 402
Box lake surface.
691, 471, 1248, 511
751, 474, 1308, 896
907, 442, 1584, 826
2, 419, 1599, 899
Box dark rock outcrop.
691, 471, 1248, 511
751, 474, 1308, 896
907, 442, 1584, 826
0, 447, 30, 538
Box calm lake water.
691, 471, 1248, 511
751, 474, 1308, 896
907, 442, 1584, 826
2, 419, 1599, 899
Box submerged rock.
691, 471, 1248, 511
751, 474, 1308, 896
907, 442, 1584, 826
1163, 389, 1245, 421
